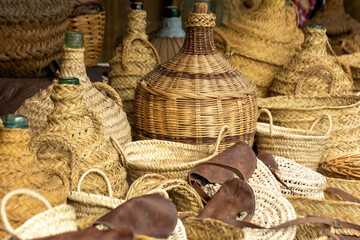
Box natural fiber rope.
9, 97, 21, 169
77, 169, 113, 198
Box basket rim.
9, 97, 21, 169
68, 191, 124, 209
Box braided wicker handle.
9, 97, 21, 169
92, 82, 124, 109
1, 189, 53, 234
210, 125, 229, 154
110, 137, 129, 167
85, 108, 105, 138
309, 113, 332, 136
257, 108, 274, 136
43, 168, 70, 191
77, 169, 113, 198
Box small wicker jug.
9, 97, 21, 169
134, 2, 257, 151
109, 0, 160, 127
16, 31, 131, 147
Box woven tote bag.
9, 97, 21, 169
0, 0, 70, 77
109, 1, 160, 127
270, 26, 353, 97
16, 32, 131, 147
256, 109, 331, 170
214, 0, 303, 97
134, 3, 257, 151
258, 96, 360, 160
1, 189, 77, 240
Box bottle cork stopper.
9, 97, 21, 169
194, 3, 208, 13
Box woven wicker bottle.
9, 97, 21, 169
134, 3, 257, 151
32, 77, 128, 198
109, 0, 160, 127
16, 31, 131, 147
270, 25, 353, 97
150, 6, 185, 63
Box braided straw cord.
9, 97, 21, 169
1, 189, 77, 240
270, 27, 353, 97
256, 109, 331, 170
109, 8, 160, 127
322, 152, 360, 180
68, 11, 105, 66
258, 96, 360, 160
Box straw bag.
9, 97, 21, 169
68, 169, 125, 230
214, 0, 303, 97
16, 33, 132, 147
0, 0, 69, 77
1, 189, 77, 240
338, 52, 360, 92
111, 126, 228, 181
258, 96, 360, 160
256, 109, 331, 170
125, 174, 203, 215
270, 26, 353, 97
109, 2, 160, 127
322, 152, 360, 180
134, 3, 257, 150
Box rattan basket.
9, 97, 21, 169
270, 26, 353, 97
0, 0, 70, 77
111, 126, 228, 181
214, 0, 303, 97
1, 189, 77, 240
258, 96, 360, 160
134, 3, 257, 150
256, 109, 331, 170
322, 152, 360, 180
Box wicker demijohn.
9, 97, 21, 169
214, 0, 303, 97
0, 0, 70, 77
16, 32, 132, 147
134, 3, 257, 150
256, 109, 331, 170
270, 26, 353, 97
109, 1, 160, 126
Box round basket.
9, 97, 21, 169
256, 109, 331, 170
258, 95, 360, 160
111, 126, 228, 181
68, 11, 105, 66
322, 152, 360, 180
1, 189, 77, 240
0, 0, 70, 77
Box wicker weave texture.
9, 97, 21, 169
325, 177, 360, 200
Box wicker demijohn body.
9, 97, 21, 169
134, 3, 257, 151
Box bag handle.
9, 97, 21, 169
209, 125, 229, 154
1, 189, 53, 234
77, 168, 113, 198
110, 137, 128, 167
85, 108, 105, 139
256, 108, 274, 135
309, 113, 333, 136
92, 82, 124, 109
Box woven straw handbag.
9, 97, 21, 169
134, 3, 257, 150
68, 1, 105, 66
338, 52, 360, 92
16, 32, 132, 147
0, 0, 69, 77
109, 1, 160, 127
256, 109, 331, 170
214, 0, 303, 97
322, 152, 360, 180
68, 169, 125, 230
111, 126, 228, 181
270, 26, 353, 97
125, 174, 204, 215
258, 96, 360, 160
1, 189, 77, 240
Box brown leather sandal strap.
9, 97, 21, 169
325, 187, 360, 204
192, 182, 211, 203
189, 161, 245, 181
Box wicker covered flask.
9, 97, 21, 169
16, 31, 132, 147
109, 0, 160, 127
134, 3, 257, 150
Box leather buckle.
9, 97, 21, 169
333, 219, 341, 229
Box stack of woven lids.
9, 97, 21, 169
214, 0, 303, 97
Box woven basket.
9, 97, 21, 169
338, 52, 360, 92
256, 109, 331, 170
214, 0, 303, 97
134, 4, 257, 150
1, 189, 77, 240
109, 7, 160, 127
0, 0, 70, 78
111, 126, 228, 181
222, 0, 262, 23
125, 174, 204, 215
68, 169, 125, 230
16, 44, 132, 147
322, 152, 360, 180
325, 177, 360, 200
270, 27, 353, 97
68, 10, 105, 67
258, 96, 360, 160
